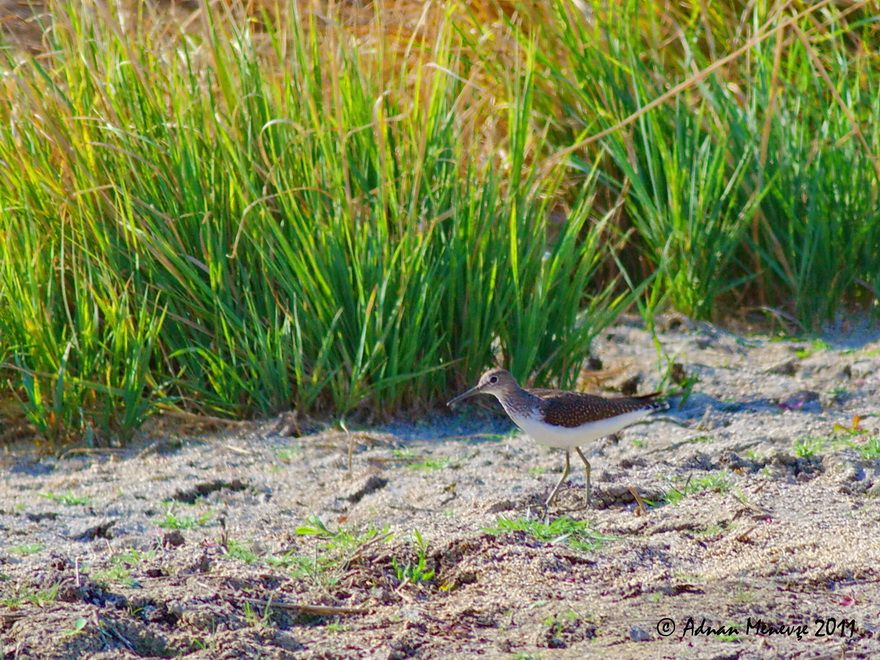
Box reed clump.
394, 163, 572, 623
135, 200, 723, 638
0, 0, 876, 442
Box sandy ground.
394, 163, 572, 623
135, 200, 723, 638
2, 315, 880, 658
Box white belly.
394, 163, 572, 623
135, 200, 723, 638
509, 409, 652, 449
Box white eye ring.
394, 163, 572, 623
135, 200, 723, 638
489, 376, 498, 384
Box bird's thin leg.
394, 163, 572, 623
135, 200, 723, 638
545, 450, 571, 509
574, 447, 591, 509
628, 485, 647, 516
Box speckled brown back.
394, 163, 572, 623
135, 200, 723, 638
530, 389, 664, 428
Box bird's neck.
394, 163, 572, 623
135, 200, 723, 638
495, 386, 543, 419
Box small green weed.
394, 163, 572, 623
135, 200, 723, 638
485, 516, 612, 552
295, 515, 389, 552
8, 543, 43, 556
225, 539, 260, 565
392, 530, 435, 584
694, 523, 724, 537
91, 564, 135, 588
1, 584, 59, 608
542, 609, 582, 647
407, 458, 451, 471
732, 490, 751, 507
793, 437, 824, 459
243, 599, 273, 629
664, 472, 731, 505
734, 589, 757, 604
61, 617, 88, 637
795, 339, 830, 359
853, 437, 880, 460
281, 515, 392, 583
669, 367, 700, 408
829, 386, 849, 401
156, 509, 212, 530
116, 548, 155, 565
39, 491, 91, 506
266, 552, 316, 577
90, 548, 155, 587
276, 447, 301, 464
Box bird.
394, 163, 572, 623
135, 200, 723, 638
447, 367, 666, 509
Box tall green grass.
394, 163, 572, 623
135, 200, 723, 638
0, 1, 626, 441
526, 0, 880, 325
1, 0, 879, 443
743, 18, 880, 324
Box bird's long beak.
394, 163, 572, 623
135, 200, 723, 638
447, 385, 482, 407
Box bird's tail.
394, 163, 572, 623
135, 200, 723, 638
633, 391, 670, 412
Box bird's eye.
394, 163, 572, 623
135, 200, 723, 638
489, 376, 498, 384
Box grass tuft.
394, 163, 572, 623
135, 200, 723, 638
392, 530, 435, 584
0, 584, 60, 609
7, 543, 44, 556
794, 437, 825, 459
155, 509, 212, 530
663, 471, 732, 505
485, 516, 612, 552
39, 491, 91, 506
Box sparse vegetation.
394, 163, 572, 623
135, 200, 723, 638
7, 543, 44, 556
853, 437, 880, 461
90, 564, 135, 588
794, 436, 825, 459
225, 539, 261, 565
392, 530, 435, 585
275, 447, 301, 465
486, 516, 612, 553
242, 599, 274, 630
0, 583, 59, 609
694, 523, 725, 538
60, 617, 88, 638
273, 515, 392, 584
795, 340, 831, 360
664, 472, 732, 505
407, 458, 451, 472
542, 609, 583, 647
39, 491, 91, 506
155, 509, 212, 530
90, 548, 155, 587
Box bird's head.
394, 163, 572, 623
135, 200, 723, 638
447, 368, 518, 406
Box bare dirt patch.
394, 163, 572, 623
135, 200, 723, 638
3, 317, 880, 657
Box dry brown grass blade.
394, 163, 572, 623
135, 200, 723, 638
246, 599, 370, 616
